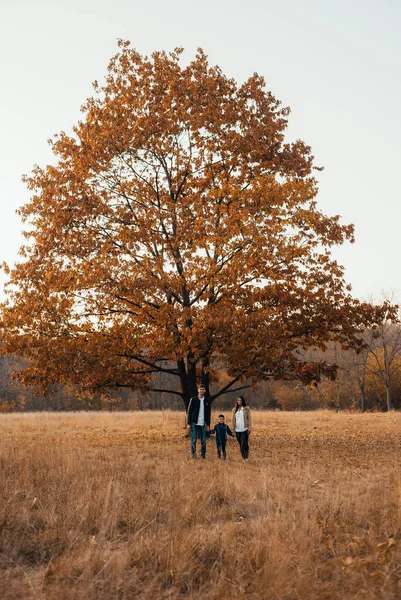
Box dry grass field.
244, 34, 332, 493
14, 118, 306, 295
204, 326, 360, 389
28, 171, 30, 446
0, 410, 400, 600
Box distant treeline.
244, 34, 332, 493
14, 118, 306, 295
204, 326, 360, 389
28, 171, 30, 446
1, 337, 401, 412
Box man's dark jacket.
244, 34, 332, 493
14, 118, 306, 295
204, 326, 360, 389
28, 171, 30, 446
187, 395, 211, 427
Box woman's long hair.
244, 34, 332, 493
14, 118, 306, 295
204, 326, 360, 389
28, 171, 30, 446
234, 396, 247, 413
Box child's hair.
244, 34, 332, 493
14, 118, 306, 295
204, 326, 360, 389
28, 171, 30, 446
218, 414, 225, 419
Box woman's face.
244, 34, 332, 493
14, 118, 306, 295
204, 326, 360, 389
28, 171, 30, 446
236, 397, 242, 406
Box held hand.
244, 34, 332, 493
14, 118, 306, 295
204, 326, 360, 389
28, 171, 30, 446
206, 426, 210, 432
248, 428, 252, 436
187, 425, 190, 430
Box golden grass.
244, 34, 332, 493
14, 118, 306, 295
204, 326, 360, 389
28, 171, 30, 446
0, 410, 400, 599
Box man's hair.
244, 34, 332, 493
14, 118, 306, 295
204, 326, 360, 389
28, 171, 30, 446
218, 414, 225, 419
198, 384, 206, 389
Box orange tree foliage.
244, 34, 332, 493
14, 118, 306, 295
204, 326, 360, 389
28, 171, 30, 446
0, 41, 380, 408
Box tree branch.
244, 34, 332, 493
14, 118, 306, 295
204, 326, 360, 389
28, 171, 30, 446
150, 388, 184, 397
212, 384, 252, 400
121, 354, 181, 377
210, 373, 243, 400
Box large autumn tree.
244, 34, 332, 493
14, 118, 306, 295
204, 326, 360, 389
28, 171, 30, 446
0, 41, 379, 408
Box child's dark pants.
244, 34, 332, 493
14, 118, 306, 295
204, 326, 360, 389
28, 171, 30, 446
216, 441, 226, 459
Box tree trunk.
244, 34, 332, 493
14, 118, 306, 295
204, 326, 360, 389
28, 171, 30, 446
177, 355, 198, 411
181, 385, 191, 412
187, 353, 197, 400
177, 359, 190, 411
385, 383, 392, 411
359, 384, 366, 413
201, 357, 212, 402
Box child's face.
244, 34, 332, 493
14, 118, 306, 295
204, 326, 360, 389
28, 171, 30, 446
219, 417, 224, 424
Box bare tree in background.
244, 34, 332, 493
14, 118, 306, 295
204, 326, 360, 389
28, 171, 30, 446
363, 297, 401, 411
349, 344, 370, 412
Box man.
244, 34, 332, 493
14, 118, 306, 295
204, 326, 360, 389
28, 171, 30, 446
186, 384, 211, 459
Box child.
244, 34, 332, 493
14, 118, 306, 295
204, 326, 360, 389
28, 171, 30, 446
210, 414, 234, 460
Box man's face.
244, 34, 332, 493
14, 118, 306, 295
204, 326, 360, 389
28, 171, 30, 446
219, 417, 224, 424
198, 387, 206, 396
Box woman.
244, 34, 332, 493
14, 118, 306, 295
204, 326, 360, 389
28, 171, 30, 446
232, 396, 252, 460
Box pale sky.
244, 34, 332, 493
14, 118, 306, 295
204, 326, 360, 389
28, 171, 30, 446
1, 0, 400, 302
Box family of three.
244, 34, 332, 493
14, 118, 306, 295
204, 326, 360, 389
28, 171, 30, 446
186, 384, 252, 461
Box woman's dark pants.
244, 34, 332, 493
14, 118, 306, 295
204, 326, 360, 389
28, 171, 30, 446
236, 430, 249, 459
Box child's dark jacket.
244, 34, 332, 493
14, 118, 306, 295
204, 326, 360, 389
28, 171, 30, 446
210, 423, 234, 444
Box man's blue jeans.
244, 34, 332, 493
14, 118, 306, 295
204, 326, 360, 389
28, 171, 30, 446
190, 423, 207, 458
